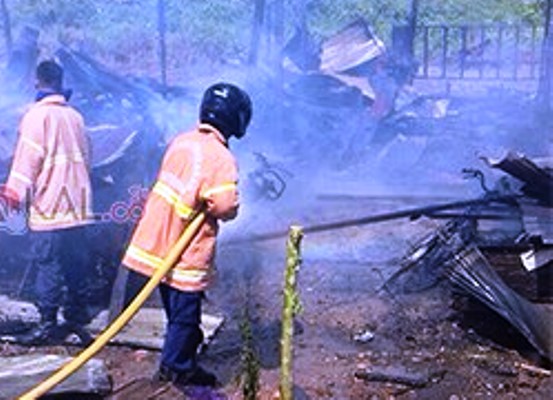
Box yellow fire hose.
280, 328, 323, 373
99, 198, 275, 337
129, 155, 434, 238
18, 211, 206, 399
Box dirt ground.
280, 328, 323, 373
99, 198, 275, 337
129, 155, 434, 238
1, 85, 552, 398
2, 192, 551, 400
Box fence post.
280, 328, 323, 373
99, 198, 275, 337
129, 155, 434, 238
406, 0, 420, 61
460, 26, 468, 78
538, 0, 552, 113
248, 0, 266, 65
441, 26, 448, 78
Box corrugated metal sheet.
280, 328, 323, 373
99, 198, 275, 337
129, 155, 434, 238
320, 19, 386, 73
385, 220, 552, 360
449, 246, 552, 360
483, 151, 553, 205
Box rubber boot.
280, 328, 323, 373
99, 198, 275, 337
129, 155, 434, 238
153, 364, 218, 388
61, 321, 93, 346
18, 319, 59, 346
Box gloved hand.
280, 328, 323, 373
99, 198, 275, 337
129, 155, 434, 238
0, 185, 21, 210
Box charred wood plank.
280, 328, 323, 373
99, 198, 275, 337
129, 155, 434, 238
55, 47, 155, 106
354, 365, 446, 387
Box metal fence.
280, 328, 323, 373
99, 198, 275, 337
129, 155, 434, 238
413, 24, 544, 81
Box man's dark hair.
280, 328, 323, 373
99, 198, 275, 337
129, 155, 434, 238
36, 60, 63, 90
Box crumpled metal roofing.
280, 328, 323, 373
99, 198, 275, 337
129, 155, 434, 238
482, 151, 553, 206
385, 218, 552, 360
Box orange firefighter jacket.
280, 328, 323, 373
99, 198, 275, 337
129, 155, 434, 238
5, 94, 93, 231
122, 124, 239, 292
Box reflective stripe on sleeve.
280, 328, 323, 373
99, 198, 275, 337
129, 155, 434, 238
159, 171, 187, 196
22, 137, 45, 154
152, 181, 194, 219
11, 171, 32, 185
202, 182, 237, 198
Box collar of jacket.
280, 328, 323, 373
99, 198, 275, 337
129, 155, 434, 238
35, 88, 72, 102
34, 93, 68, 106
197, 123, 227, 146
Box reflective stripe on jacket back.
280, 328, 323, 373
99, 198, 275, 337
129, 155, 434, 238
122, 124, 239, 292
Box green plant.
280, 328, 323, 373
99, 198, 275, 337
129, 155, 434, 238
279, 225, 303, 400
240, 310, 260, 400
1, 0, 546, 82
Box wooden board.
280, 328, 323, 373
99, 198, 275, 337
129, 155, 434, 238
0, 354, 111, 399
0, 295, 224, 350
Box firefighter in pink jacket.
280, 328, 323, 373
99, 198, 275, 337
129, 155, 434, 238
3, 60, 94, 345
123, 83, 252, 389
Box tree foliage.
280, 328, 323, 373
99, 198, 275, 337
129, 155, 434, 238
1, 0, 547, 74
308, 0, 546, 40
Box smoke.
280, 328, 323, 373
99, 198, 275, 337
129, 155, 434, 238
0, 39, 547, 241
0, 14, 550, 311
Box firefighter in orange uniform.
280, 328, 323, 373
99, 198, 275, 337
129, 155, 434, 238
122, 83, 252, 388
3, 60, 94, 345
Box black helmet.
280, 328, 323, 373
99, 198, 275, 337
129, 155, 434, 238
200, 83, 252, 139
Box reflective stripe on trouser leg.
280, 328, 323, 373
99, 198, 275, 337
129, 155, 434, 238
159, 284, 204, 373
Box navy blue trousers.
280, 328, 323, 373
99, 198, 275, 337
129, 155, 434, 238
159, 284, 204, 373
31, 226, 90, 325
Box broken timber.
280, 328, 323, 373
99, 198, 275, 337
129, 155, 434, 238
354, 365, 446, 388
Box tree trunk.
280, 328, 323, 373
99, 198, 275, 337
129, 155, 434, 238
0, 0, 12, 59
273, 0, 285, 66
248, 0, 265, 65
406, 0, 420, 59
157, 0, 167, 95
538, 0, 552, 113
6, 26, 38, 91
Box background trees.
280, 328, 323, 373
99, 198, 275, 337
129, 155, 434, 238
0, 0, 549, 110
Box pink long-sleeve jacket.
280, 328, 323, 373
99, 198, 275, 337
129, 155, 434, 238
122, 124, 239, 292
5, 94, 93, 231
